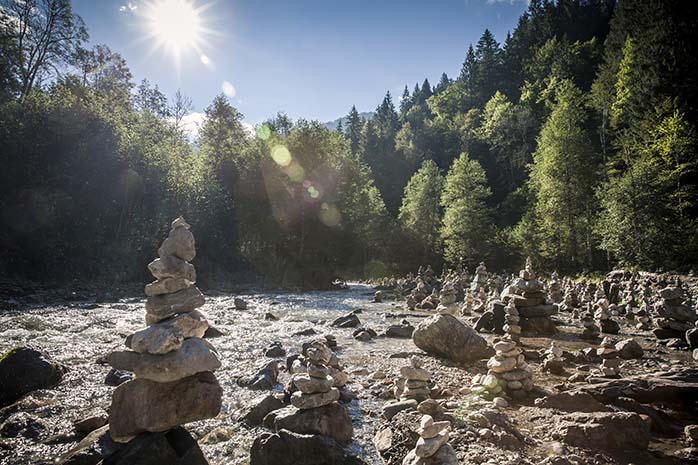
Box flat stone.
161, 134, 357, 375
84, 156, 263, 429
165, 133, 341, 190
403, 443, 457, 465
127, 311, 208, 354
493, 341, 516, 352
487, 356, 517, 373
148, 255, 196, 282
382, 399, 418, 420
108, 372, 222, 442
415, 430, 449, 458
419, 421, 450, 439
290, 388, 340, 409
107, 338, 220, 383
293, 373, 334, 394
400, 366, 431, 381
144, 277, 191, 297
145, 286, 205, 324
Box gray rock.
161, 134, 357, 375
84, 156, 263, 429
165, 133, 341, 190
0, 346, 65, 408
553, 411, 651, 451
239, 361, 279, 390
147, 255, 196, 282
403, 443, 457, 465
412, 314, 493, 363
127, 311, 208, 355
108, 372, 222, 443
107, 338, 220, 383
382, 399, 418, 420
239, 394, 285, 426
145, 286, 205, 324
615, 339, 644, 359
250, 429, 366, 465
331, 312, 360, 328
273, 403, 353, 443
234, 297, 248, 310
290, 388, 340, 409
534, 392, 610, 413
144, 278, 191, 297
158, 224, 196, 261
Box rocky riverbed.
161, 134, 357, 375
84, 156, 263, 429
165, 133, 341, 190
1, 283, 698, 465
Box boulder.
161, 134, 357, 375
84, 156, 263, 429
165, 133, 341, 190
144, 286, 205, 324
127, 311, 208, 355
264, 342, 286, 358
107, 338, 220, 383
238, 394, 285, 426
412, 314, 493, 363
553, 411, 651, 451
659, 287, 684, 301
108, 372, 222, 442
331, 312, 361, 328
0, 346, 65, 408
238, 361, 279, 390
687, 328, 698, 350
385, 322, 415, 338
58, 425, 208, 465
599, 319, 620, 334
615, 339, 644, 359
273, 403, 353, 443
234, 298, 248, 310
250, 429, 366, 465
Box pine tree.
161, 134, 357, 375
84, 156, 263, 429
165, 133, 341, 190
336, 119, 343, 135
346, 105, 362, 156
528, 81, 597, 268
398, 160, 444, 264
459, 45, 476, 87
440, 152, 492, 268
399, 85, 412, 115
434, 73, 451, 94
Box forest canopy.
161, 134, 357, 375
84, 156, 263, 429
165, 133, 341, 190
1, 0, 697, 288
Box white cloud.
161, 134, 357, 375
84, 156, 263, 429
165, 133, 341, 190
221, 80, 236, 98
242, 122, 255, 136
177, 111, 206, 140
119, 1, 138, 13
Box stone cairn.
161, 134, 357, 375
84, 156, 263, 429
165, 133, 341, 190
402, 415, 457, 465
472, 338, 533, 401
580, 305, 600, 340
461, 289, 474, 315
542, 341, 564, 375
470, 262, 489, 292
502, 258, 556, 335
654, 286, 697, 340
549, 272, 563, 303
290, 340, 341, 409
596, 337, 620, 377
436, 282, 458, 314
107, 217, 222, 443
502, 300, 521, 342
395, 356, 431, 402
594, 294, 620, 334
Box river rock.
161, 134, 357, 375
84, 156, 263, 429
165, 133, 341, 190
127, 311, 208, 354
108, 372, 222, 443
239, 361, 279, 390
615, 338, 644, 359
382, 399, 418, 420
290, 387, 340, 409
331, 312, 360, 328
273, 403, 353, 443
534, 392, 609, 413
238, 394, 285, 426
385, 321, 414, 338
292, 373, 334, 394
412, 314, 493, 363
415, 430, 449, 457
250, 429, 366, 465
145, 286, 205, 324
147, 255, 196, 282
402, 443, 458, 465
107, 338, 220, 383
0, 346, 65, 408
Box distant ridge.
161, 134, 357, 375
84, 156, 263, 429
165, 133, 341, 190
324, 111, 374, 131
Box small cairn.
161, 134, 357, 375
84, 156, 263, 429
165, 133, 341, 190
106, 217, 222, 444
653, 286, 697, 340
549, 272, 563, 303
596, 337, 621, 377
580, 306, 600, 340
470, 262, 488, 292
402, 415, 457, 465
502, 257, 556, 335
395, 356, 431, 402
472, 337, 533, 401
373, 290, 383, 303
542, 341, 565, 375
461, 289, 474, 315
595, 295, 620, 334
502, 300, 521, 342
290, 340, 340, 409
436, 282, 458, 314
634, 300, 652, 330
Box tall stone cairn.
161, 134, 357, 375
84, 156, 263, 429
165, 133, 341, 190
501, 257, 556, 335
106, 217, 222, 443
290, 340, 341, 409
471, 337, 534, 401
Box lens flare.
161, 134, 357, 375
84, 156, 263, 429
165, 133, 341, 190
271, 145, 292, 166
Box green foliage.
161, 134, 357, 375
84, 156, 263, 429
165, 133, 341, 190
440, 153, 492, 268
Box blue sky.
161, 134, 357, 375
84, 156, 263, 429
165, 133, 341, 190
73, 0, 528, 127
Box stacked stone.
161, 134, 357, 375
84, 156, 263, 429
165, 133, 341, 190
596, 337, 620, 377
634, 300, 652, 330
502, 300, 521, 342
419, 289, 440, 310
542, 341, 564, 374
470, 262, 489, 292
106, 217, 222, 443
549, 272, 563, 303
653, 286, 697, 340
502, 258, 556, 335
594, 296, 620, 334
472, 338, 533, 400
395, 356, 431, 402
580, 307, 600, 340
406, 278, 429, 310
402, 415, 457, 465
290, 340, 340, 409
461, 289, 474, 315
436, 283, 458, 314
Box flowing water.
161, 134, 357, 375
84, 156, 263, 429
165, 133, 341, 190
0, 284, 424, 465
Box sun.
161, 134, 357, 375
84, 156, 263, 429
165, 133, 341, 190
141, 0, 212, 63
